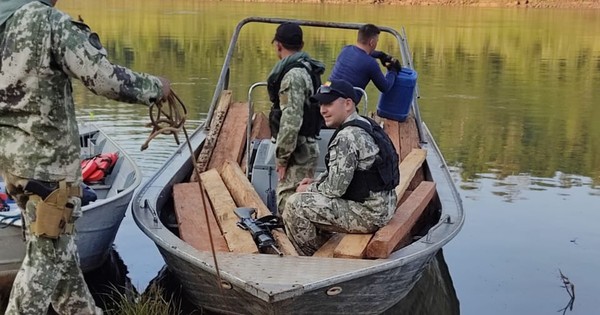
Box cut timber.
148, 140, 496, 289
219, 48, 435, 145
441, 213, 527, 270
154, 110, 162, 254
192, 90, 232, 181
383, 118, 401, 156
398, 116, 421, 161
207, 102, 249, 171
331, 148, 426, 259
366, 181, 437, 259
395, 149, 427, 206
220, 160, 298, 256
172, 182, 229, 252
199, 169, 258, 254
250, 112, 271, 140
333, 234, 373, 259
313, 233, 345, 258
241, 112, 271, 174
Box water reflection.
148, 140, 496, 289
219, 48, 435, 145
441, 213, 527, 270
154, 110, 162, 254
146, 250, 459, 315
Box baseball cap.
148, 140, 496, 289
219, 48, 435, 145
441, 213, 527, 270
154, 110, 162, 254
310, 79, 358, 104
272, 22, 303, 47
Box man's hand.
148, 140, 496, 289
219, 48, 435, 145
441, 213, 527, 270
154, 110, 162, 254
276, 164, 287, 181
296, 177, 315, 193
158, 76, 171, 102
384, 58, 402, 73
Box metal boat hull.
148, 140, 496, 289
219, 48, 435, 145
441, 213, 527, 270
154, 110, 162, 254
0, 124, 142, 280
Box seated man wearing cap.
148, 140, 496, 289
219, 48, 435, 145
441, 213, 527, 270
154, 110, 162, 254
267, 22, 325, 214
282, 79, 399, 256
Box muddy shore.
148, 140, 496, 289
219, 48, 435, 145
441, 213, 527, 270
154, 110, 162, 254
228, 0, 600, 9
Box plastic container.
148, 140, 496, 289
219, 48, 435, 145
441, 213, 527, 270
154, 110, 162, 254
377, 68, 418, 122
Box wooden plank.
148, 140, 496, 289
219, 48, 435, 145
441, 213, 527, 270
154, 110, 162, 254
313, 233, 345, 258
331, 149, 426, 259
383, 118, 401, 156
207, 102, 249, 171
398, 115, 421, 161
220, 160, 298, 256
191, 90, 232, 181
366, 181, 437, 259
250, 111, 271, 140
172, 182, 229, 252
333, 234, 373, 259
395, 149, 427, 206
199, 169, 258, 254
241, 112, 271, 174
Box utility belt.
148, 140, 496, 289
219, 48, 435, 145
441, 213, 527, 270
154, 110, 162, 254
25, 180, 82, 239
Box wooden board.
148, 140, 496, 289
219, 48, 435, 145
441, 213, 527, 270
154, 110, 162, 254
333, 234, 373, 259
207, 102, 249, 171
330, 148, 426, 259
241, 112, 271, 174
172, 182, 229, 252
366, 181, 437, 259
398, 115, 421, 161
191, 90, 232, 180
383, 118, 401, 156
219, 160, 298, 256
199, 169, 258, 254
395, 149, 427, 206
312, 233, 345, 258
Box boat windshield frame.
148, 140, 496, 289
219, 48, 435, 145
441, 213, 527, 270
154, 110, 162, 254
204, 17, 425, 142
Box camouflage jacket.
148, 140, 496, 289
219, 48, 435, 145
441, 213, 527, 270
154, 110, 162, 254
0, 2, 163, 182
307, 113, 397, 223
275, 66, 314, 167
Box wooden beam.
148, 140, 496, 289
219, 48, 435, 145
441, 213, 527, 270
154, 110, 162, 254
207, 102, 249, 172
220, 160, 298, 256
313, 233, 345, 258
192, 90, 232, 180
395, 149, 427, 206
383, 118, 401, 156
330, 148, 426, 259
366, 181, 437, 259
398, 116, 421, 161
199, 169, 258, 254
333, 234, 373, 259
172, 182, 229, 252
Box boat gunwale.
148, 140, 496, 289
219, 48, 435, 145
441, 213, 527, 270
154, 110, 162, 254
79, 123, 143, 212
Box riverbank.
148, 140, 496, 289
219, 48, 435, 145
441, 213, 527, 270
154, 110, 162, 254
228, 0, 600, 9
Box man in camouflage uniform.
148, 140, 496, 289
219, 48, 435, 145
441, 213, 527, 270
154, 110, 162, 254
267, 22, 325, 214
282, 80, 398, 256
0, 0, 170, 313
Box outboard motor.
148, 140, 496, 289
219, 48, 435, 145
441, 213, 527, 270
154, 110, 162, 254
377, 68, 418, 122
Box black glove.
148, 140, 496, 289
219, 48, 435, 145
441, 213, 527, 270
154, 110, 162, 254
385, 58, 402, 73
370, 50, 388, 60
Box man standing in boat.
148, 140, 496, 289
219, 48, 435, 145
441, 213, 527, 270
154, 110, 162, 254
282, 80, 398, 256
267, 22, 325, 214
0, 0, 171, 313
329, 24, 400, 103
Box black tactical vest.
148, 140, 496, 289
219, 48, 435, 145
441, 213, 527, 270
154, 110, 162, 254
267, 60, 323, 139
325, 117, 400, 203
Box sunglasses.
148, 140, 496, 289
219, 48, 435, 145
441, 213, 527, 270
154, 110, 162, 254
317, 85, 350, 99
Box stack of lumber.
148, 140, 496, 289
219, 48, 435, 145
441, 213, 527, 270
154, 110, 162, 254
174, 91, 295, 255
313, 117, 435, 259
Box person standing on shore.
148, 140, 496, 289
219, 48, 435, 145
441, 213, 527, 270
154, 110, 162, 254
0, 0, 170, 314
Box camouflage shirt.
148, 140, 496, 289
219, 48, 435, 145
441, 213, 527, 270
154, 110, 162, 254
307, 112, 397, 223
275, 66, 314, 167
0, 1, 163, 182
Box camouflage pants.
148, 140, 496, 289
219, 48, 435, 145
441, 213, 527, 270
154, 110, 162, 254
282, 192, 382, 256
276, 140, 319, 215
2, 173, 102, 315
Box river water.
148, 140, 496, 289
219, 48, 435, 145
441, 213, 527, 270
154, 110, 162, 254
24, 0, 600, 314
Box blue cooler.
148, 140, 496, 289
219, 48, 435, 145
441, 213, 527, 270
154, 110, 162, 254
377, 68, 417, 122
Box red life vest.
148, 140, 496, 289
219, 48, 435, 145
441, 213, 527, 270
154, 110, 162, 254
81, 152, 119, 183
